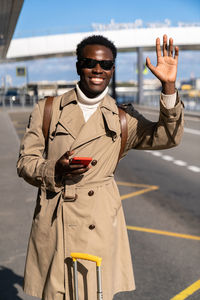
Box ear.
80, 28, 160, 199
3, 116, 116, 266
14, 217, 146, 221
76, 62, 81, 76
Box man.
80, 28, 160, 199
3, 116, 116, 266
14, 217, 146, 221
17, 34, 184, 300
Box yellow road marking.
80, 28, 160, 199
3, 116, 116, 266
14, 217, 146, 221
170, 279, 200, 299
17, 129, 26, 134
15, 124, 26, 128
120, 186, 159, 200
127, 226, 200, 241
117, 181, 158, 188
119, 181, 200, 299
117, 181, 159, 200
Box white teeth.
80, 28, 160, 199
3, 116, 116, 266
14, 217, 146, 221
90, 78, 103, 83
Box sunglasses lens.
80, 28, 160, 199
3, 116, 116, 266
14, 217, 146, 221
100, 61, 114, 70
80, 58, 96, 69
80, 58, 114, 70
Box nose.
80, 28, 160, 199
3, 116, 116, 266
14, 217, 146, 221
92, 62, 103, 73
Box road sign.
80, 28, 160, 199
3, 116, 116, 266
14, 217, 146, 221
16, 67, 26, 77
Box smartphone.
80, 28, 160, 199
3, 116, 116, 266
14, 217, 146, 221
70, 157, 92, 166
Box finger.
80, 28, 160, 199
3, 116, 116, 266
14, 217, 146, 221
64, 150, 74, 159
65, 168, 88, 179
156, 37, 161, 59
70, 167, 89, 175
174, 46, 179, 61
146, 57, 156, 75
168, 37, 173, 57
73, 167, 89, 173
163, 34, 168, 57
69, 163, 85, 170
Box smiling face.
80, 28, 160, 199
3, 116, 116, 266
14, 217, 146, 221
77, 44, 115, 98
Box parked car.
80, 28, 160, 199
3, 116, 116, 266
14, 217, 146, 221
3, 88, 32, 106
4, 89, 21, 106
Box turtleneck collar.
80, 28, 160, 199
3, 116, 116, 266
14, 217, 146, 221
76, 82, 108, 106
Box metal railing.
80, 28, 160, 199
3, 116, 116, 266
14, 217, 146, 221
116, 90, 200, 112
1, 90, 200, 112
0, 93, 38, 108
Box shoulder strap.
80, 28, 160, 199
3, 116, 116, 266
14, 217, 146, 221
118, 107, 128, 162
42, 96, 54, 152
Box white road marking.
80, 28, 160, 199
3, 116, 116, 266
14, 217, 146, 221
144, 127, 200, 173
151, 151, 162, 157
184, 127, 200, 135
145, 151, 199, 173
173, 160, 187, 166
25, 197, 35, 203
162, 155, 174, 161
0, 251, 26, 265
187, 166, 200, 173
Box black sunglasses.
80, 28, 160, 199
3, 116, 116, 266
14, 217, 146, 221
79, 58, 114, 70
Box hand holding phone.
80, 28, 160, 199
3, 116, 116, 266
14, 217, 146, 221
55, 152, 92, 179
70, 157, 92, 167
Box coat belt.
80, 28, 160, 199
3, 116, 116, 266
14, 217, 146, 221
62, 176, 115, 201
62, 179, 77, 201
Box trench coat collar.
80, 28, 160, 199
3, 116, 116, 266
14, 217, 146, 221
60, 88, 118, 115
60, 88, 78, 108
100, 93, 119, 115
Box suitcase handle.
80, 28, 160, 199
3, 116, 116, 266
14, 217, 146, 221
71, 252, 103, 300
71, 252, 102, 266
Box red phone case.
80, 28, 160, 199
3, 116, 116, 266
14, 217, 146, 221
70, 157, 92, 166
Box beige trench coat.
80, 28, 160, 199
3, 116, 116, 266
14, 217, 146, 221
17, 89, 184, 300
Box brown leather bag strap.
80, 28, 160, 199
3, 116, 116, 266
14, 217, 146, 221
42, 96, 54, 152
118, 107, 128, 162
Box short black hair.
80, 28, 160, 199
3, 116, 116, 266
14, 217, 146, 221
76, 35, 117, 61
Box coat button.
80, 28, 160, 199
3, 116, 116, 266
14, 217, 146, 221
91, 160, 97, 166
88, 190, 94, 196
89, 224, 95, 230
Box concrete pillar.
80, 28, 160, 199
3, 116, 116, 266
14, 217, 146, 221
111, 68, 116, 101
137, 47, 143, 104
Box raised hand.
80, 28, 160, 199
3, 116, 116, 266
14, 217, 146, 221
146, 34, 179, 94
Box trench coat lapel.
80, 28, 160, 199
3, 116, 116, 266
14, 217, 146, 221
71, 93, 120, 150
57, 89, 85, 139
100, 94, 120, 137
71, 107, 105, 150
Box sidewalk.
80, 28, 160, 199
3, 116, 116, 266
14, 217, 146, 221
0, 111, 39, 300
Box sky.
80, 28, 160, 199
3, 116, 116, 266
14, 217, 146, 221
1, 0, 200, 87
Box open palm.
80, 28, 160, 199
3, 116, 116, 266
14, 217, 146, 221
146, 34, 179, 84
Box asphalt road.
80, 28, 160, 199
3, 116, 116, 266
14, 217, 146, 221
1, 108, 199, 300
115, 110, 200, 300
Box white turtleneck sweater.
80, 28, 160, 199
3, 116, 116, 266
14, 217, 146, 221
76, 83, 108, 122
76, 83, 176, 122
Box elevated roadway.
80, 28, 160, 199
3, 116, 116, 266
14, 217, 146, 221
4, 25, 200, 104
4, 26, 200, 62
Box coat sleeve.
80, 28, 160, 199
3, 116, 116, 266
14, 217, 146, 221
16, 100, 61, 192
124, 93, 184, 152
